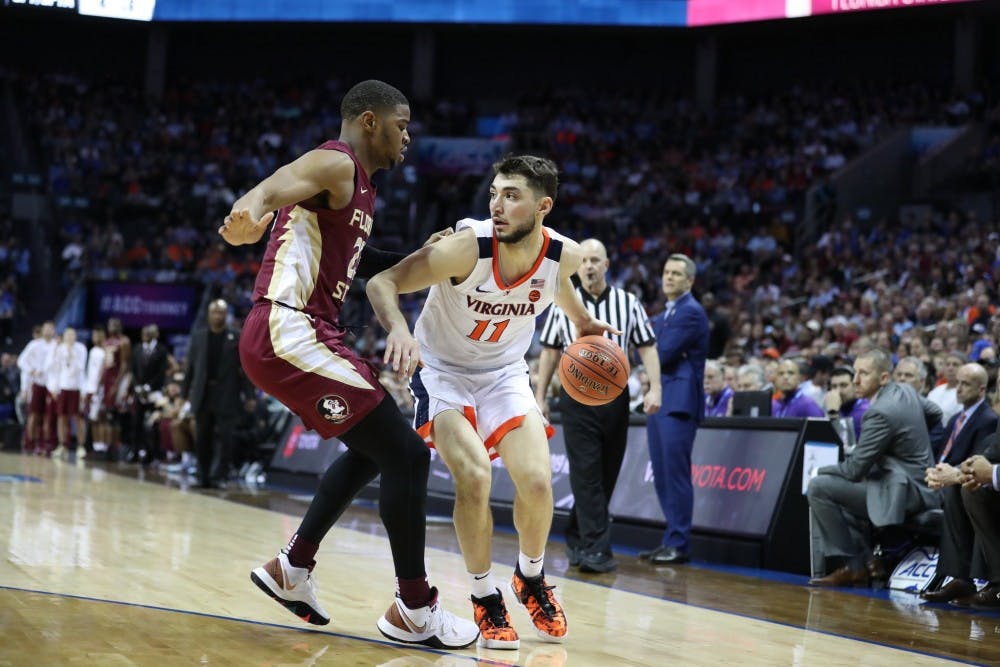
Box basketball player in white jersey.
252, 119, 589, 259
367, 154, 617, 649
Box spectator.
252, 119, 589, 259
703, 360, 733, 418
951, 443, 1000, 608
772, 359, 825, 418
927, 352, 964, 424
824, 365, 869, 441
734, 363, 768, 392
922, 364, 998, 603
893, 355, 930, 395
802, 355, 834, 409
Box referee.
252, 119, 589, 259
534, 239, 661, 573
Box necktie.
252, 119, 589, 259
939, 410, 967, 464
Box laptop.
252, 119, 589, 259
731, 390, 773, 417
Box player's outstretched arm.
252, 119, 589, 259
220, 149, 357, 246
366, 228, 478, 377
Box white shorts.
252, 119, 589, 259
410, 360, 551, 460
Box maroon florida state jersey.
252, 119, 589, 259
251, 140, 375, 325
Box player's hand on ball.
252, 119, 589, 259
578, 317, 621, 338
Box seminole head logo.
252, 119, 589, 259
317, 395, 350, 423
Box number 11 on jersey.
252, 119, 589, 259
467, 319, 510, 343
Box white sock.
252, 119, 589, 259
518, 551, 544, 579
470, 570, 494, 599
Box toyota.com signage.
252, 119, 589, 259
91, 282, 201, 332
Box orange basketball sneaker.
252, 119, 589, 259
509, 566, 567, 642
471, 589, 519, 649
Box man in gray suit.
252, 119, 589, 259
808, 348, 942, 586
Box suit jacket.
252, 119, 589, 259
818, 381, 941, 526
651, 292, 709, 421
183, 326, 251, 417
132, 341, 169, 392
937, 401, 999, 465
984, 433, 1000, 462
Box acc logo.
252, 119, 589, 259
317, 395, 351, 423
528, 289, 541, 303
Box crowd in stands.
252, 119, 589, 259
5, 71, 995, 384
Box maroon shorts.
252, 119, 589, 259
239, 301, 386, 439
29, 384, 49, 414
54, 389, 81, 416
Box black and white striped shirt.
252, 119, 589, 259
538, 284, 656, 356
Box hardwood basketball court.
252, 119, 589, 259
0, 452, 995, 665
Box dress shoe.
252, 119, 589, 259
964, 583, 1000, 610
566, 546, 582, 568
866, 557, 889, 581
650, 547, 690, 565
639, 545, 666, 560
921, 579, 976, 603
579, 551, 617, 573
808, 565, 869, 587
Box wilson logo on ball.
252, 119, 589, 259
557, 335, 629, 406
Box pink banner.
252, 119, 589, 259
687, 0, 786, 26
688, 0, 979, 26
812, 0, 978, 14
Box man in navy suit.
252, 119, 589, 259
641, 254, 709, 565
921, 362, 998, 603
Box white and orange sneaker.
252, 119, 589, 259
377, 587, 480, 649
250, 552, 330, 625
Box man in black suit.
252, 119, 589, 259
183, 299, 252, 488
953, 438, 1000, 608
132, 324, 170, 462
922, 363, 998, 602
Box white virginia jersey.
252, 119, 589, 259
415, 218, 567, 371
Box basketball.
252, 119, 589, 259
558, 335, 630, 406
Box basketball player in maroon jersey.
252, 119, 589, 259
101, 318, 132, 459
219, 80, 478, 649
